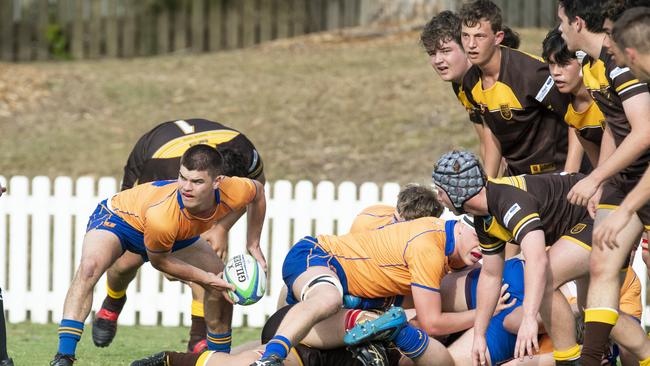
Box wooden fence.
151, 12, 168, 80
0, 0, 559, 62
0, 175, 648, 327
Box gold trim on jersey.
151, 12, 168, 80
152, 130, 240, 158
470, 80, 524, 115
484, 217, 514, 243
456, 86, 474, 110
512, 213, 540, 240
616, 79, 641, 93
561, 235, 591, 251
488, 176, 527, 191
564, 101, 605, 130
582, 59, 609, 92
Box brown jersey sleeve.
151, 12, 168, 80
487, 182, 544, 244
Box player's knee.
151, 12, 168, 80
77, 257, 102, 281
588, 259, 618, 281
299, 274, 343, 313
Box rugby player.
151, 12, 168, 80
93, 119, 266, 353
458, 0, 580, 177
557, 1, 650, 365
251, 211, 486, 366
420, 11, 526, 172
432, 151, 648, 366
49, 145, 266, 366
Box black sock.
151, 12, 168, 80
101, 294, 127, 314
188, 315, 207, 349
0, 288, 8, 360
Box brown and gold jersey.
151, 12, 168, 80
582, 47, 650, 176
475, 173, 591, 255
452, 82, 482, 125
462, 47, 570, 176
564, 100, 604, 145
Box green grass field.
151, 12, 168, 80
7, 322, 260, 365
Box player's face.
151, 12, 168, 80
548, 57, 583, 94
602, 19, 617, 59
429, 39, 469, 83
457, 223, 482, 266
625, 49, 650, 83
461, 19, 502, 67
558, 5, 580, 52
434, 186, 457, 214
178, 166, 220, 210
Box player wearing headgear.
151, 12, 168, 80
557, 1, 650, 365
420, 11, 524, 170
431, 150, 649, 366
93, 119, 266, 354
457, 0, 581, 177
49, 145, 266, 366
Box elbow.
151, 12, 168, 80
419, 320, 448, 337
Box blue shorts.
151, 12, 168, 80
466, 258, 525, 365
282, 236, 349, 304
86, 199, 198, 261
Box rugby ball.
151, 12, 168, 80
224, 254, 266, 305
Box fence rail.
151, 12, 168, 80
0, 0, 559, 62
2, 175, 645, 328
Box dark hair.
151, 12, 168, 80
604, 0, 650, 21
180, 144, 224, 177
542, 28, 575, 65
421, 11, 462, 53
613, 7, 650, 53
558, 0, 606, 33
216, 146, 249, 177
459, 0, 503, 34
502, 26, 521, 49
396, 184, 443, 220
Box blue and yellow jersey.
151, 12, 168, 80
462, 47, 570, 175
317, 217, 454, 298
582, 47, 650, 176
122, 119, 263, 190
564, 100, 605, 145
348, 204, 397, 233
475, 173, 591, 255
109, 177, 256, 252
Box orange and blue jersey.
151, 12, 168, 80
86, 176, 256, 258
348, 204, 397, 233
282, 217, 454, 303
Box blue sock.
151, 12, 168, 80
207, 330, 232, 353
394, 324, 429, 359
262, 335, 291, 359
57, 319, 84, 356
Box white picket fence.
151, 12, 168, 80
0, 176, 648, 329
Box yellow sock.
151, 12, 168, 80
191, 299, 205, 318
106, 282, 126, 299
585, 308, 619, 325
553, 344, 581, 361
195, 351, 215, 366
640, 356, 650, 366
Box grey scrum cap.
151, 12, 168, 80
432, 150, 486, 213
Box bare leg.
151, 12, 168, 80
105, 251, 143, 292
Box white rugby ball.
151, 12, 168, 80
224, 254, 266, 305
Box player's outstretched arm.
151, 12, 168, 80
481, 127, 503, 178
147, 250, 234, 293
246, 180, 267, 270
515, 230, 547, 360
411, 286, 475, 336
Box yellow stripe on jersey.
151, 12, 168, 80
616, 79, 641, 93
484, 217, 514, 242
152, 130, 240, 158
564, 102, 605, 130
489, 176, 527, 191
512, 213, 540, 240
470, 80, 524, 112
582, 59, 609, 91
457, 86, 474, 110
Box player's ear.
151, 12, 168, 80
213, 175, 225, 188
494, 30, 505, 46
624, 48, 637, 64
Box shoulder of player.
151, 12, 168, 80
218, 176, 257, 203
359, 204, 395, 215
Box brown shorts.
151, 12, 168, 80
559, 217, 594, 251
598, 173, 650, 229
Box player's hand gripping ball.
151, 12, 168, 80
224, 254, 266, 305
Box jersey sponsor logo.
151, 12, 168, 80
609, 67, 630, 80
102, 220, 116, 228
500, 104, 513, 120
570, 223, 586, 235
503, 203, 521, 227
535, 76, 555, 102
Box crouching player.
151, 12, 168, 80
252, 211, 487, 366
49, 145, 266, 366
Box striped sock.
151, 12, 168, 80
206, 330, 231, 353
581, 308, 619, 366
57, 319, 84, 356
553, 344, 581, 363
394, 324, 429, 359
262, 335, 291, 359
